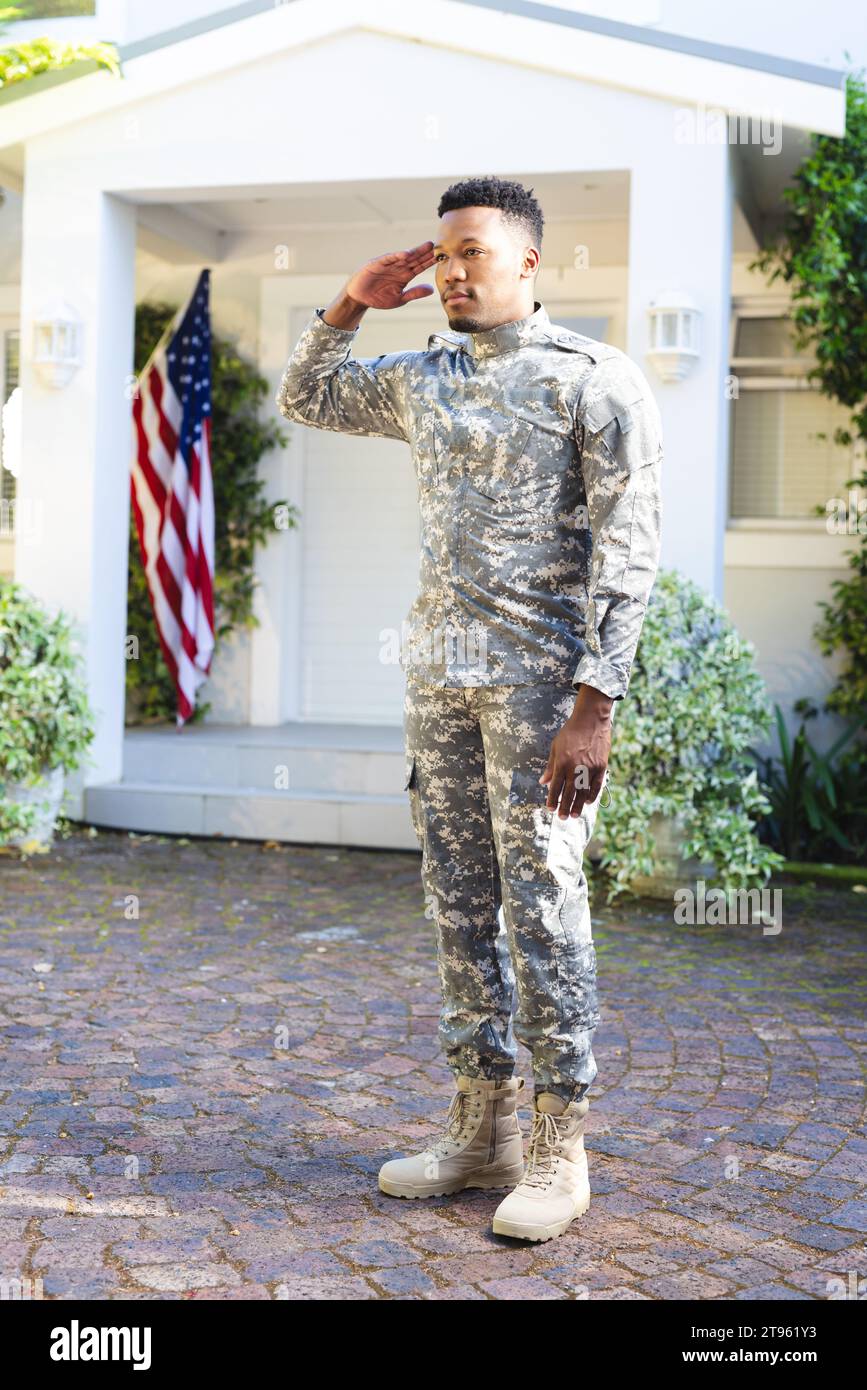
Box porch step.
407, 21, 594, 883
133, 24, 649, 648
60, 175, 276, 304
82, 721, 418, 851
84, 780, 418, 850
121, 721, 406, 793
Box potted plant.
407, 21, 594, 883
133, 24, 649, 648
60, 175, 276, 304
588, 568, 784, 899
753, 700, 865, 866
0, 578, 95, 853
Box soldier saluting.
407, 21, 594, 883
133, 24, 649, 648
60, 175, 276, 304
276, 176, 663, 1243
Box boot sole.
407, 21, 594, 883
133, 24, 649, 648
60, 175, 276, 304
491, 1189, 591, 1241
379, 1161, 526, 1199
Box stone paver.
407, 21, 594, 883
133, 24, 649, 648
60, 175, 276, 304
0, 825, 864, 1301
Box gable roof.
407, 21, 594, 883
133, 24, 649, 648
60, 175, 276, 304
0, 0, 847, 165
120, 0, 847, 92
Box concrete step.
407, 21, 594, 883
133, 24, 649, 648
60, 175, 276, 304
121, 721, 406, 794
82, 722, 418, 850
84, 780, 418, 850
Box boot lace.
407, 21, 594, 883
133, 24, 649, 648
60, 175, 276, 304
426, 1090, 484, 1158
521, 1109, 570, 1189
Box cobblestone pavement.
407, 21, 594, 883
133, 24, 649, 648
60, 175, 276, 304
0, 825, 865, 1302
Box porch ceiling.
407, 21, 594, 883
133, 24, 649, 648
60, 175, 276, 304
132, 169, 633, 268
0, 164, 769, 280
129, 162, 776, 268
130, 169, 632, 220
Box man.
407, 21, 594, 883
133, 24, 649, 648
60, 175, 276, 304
276, 176, 663, 1242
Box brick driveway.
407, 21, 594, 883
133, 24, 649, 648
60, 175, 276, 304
0, 826, 865, 1301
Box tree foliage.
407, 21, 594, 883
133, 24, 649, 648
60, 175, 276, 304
750, 67, 867, 726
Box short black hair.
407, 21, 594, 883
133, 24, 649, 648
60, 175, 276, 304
437, 176, 544, 252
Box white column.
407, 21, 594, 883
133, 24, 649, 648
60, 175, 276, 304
16, 160, 136, 807
252, 282, 306, 726
625, 137, 733, 599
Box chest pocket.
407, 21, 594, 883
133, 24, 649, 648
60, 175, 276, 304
462, 413, 535, 501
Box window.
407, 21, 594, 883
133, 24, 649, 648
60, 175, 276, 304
556, 315, 609, 341
728, 309, 858, 521
1, 329, 18, 506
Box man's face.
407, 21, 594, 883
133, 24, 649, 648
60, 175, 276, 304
432, 205, 538, 333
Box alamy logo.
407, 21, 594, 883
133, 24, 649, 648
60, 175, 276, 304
673, 879, 781, 935
49, 1320, 152, 1371
0, 1276, 43, 1299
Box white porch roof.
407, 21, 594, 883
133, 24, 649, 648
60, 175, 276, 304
0, 0, 847, 185
0, 0, 849, 262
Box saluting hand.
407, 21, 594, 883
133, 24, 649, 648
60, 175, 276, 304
345, 241, 437, 310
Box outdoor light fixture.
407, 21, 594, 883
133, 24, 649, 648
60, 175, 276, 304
33, 298, 82, 388
647, 293, 701, 382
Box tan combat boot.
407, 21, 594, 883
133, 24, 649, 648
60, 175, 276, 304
491, 1091, 591, 1241
378, 1075, 526, 1198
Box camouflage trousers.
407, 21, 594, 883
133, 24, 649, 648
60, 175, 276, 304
403, 674, 611, 1105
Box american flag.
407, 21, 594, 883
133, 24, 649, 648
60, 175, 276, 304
131, 269, 215, 727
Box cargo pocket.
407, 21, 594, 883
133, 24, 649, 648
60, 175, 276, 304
404, 752, 425, 853
556, 938, 600, 1032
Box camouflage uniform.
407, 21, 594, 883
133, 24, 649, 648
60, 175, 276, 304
277, 300, 662, 1102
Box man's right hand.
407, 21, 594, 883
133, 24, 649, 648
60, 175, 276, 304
344, 241, 437, 311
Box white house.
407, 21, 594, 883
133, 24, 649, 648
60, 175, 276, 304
0, 0, 858, 848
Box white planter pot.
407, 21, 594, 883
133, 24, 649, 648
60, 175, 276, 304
1, 764, 65, 851
627, 811, 717, 900
587, 812, 717, 899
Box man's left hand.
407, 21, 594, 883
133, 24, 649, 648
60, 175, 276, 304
539, 686, 613, 818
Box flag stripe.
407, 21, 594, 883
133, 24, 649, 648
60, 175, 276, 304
130, 269, 214, 726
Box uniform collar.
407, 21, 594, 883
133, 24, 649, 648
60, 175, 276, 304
462, 301, 550, 360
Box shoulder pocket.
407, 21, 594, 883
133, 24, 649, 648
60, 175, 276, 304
582, 387, 660, 482
584, 389, 644, 435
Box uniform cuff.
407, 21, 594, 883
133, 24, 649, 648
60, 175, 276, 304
312, 306, 360, 337
572, 654, 628, 701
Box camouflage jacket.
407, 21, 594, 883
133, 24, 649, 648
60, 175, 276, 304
275, 300, 662, 700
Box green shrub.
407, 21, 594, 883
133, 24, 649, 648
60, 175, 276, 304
593, 568, 784, 899
0, 1, 116, 90
0, 578, 95, 843
0, 32, 119, 92
754, 700, 867, 864
2, 3, 96, 19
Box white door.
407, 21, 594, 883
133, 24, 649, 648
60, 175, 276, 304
290, 304, 437, 725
